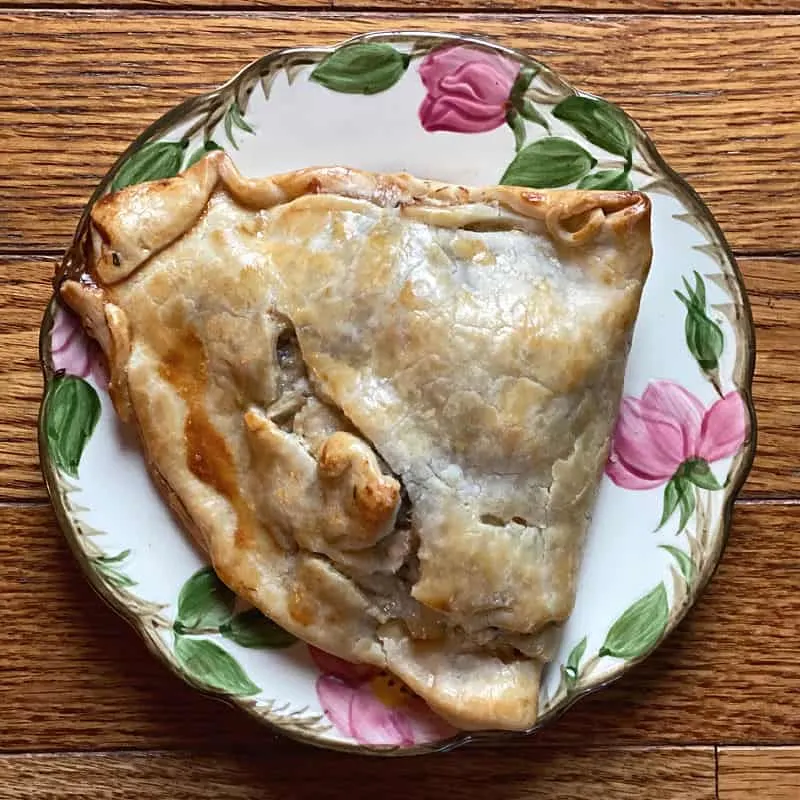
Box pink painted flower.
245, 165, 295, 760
606, 380, 747, 490
418, 46, 520, 133
51, 305, 107, 386
310, 646, 454, 747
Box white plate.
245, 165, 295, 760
39, 31, 755, 755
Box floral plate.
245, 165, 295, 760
38, 32, 756, 755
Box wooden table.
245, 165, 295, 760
1, 4, 799, 798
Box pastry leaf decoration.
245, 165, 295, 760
174, 635, 260, 696
310, 43, 411, 95
110, 140, 187, 192
552, 96, 633, 161
220, 609, 296, 649
175, 567, 236, 632
577, 168, 633, 191
500, 137, 596, 188
675, 271, 724, 377
659, 545, 696, 583
599, 583, 669, 660
45, 375, 101, 478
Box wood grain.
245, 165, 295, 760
1, 14, 798, 253
0, 257, 53, 502
2, 256, 791, 501
0, 501, 796, 752
348, 0, 799, 8
2, 0, 798, 10
740, 268, 800, 497
0, 747, 716, 800
718, 748, 800, 799
1, 5, 799, 793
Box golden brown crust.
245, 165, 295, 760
61, 154, 651, 731
91, 155, 220, 285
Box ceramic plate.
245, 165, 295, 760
39, 32, 756, 755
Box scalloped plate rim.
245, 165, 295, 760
38, 30, 757, 756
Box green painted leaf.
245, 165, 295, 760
223, 103, 255, 150
676, 294, 724, 371
675, 272, 724, 373
506, 110, 527, 153
599, 583, 669, 660
500, 137, 596, 188
220, 609, 296, 649
577, 168, 633, 191
224, 112, 236, 149
44, 376, 101, 478
677, 484, 696, 532
185, 139, 223, 169
679, 280, 698, 309
657, 475, 695, 533
174, 635, 259, 696
110, 140, 186, 192
683, 458, 722, 490
508, 67, 548, 130
94, 549, 135, 588
175, 567, 235, 631
310, 44, 410, 95
94, 550, 135, 588
659, 545, 696, 582
692, 270, 706, 307
97, 549, 131, 565
510, 65, 537, 103
552, 95, 633, 159
516, 100, 549, 132
564, 636, 588, 684
94, 559, 136, 588
693, 308, 724, 371
228, 102, 254, 134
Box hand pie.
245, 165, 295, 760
61, 152, 651, 731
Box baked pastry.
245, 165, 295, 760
61, 152, 651, 731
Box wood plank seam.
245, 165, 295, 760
0, 747, 721, 799
5, 7, 800, 15
2, 4, 800, 14
717, 747, 800, 799
0, 745, 719, 757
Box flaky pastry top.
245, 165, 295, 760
61, 152, 651, 731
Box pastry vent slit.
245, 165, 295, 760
480, 513, 532, 528
461, 220, 520, 233
265, 320, 311, 433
